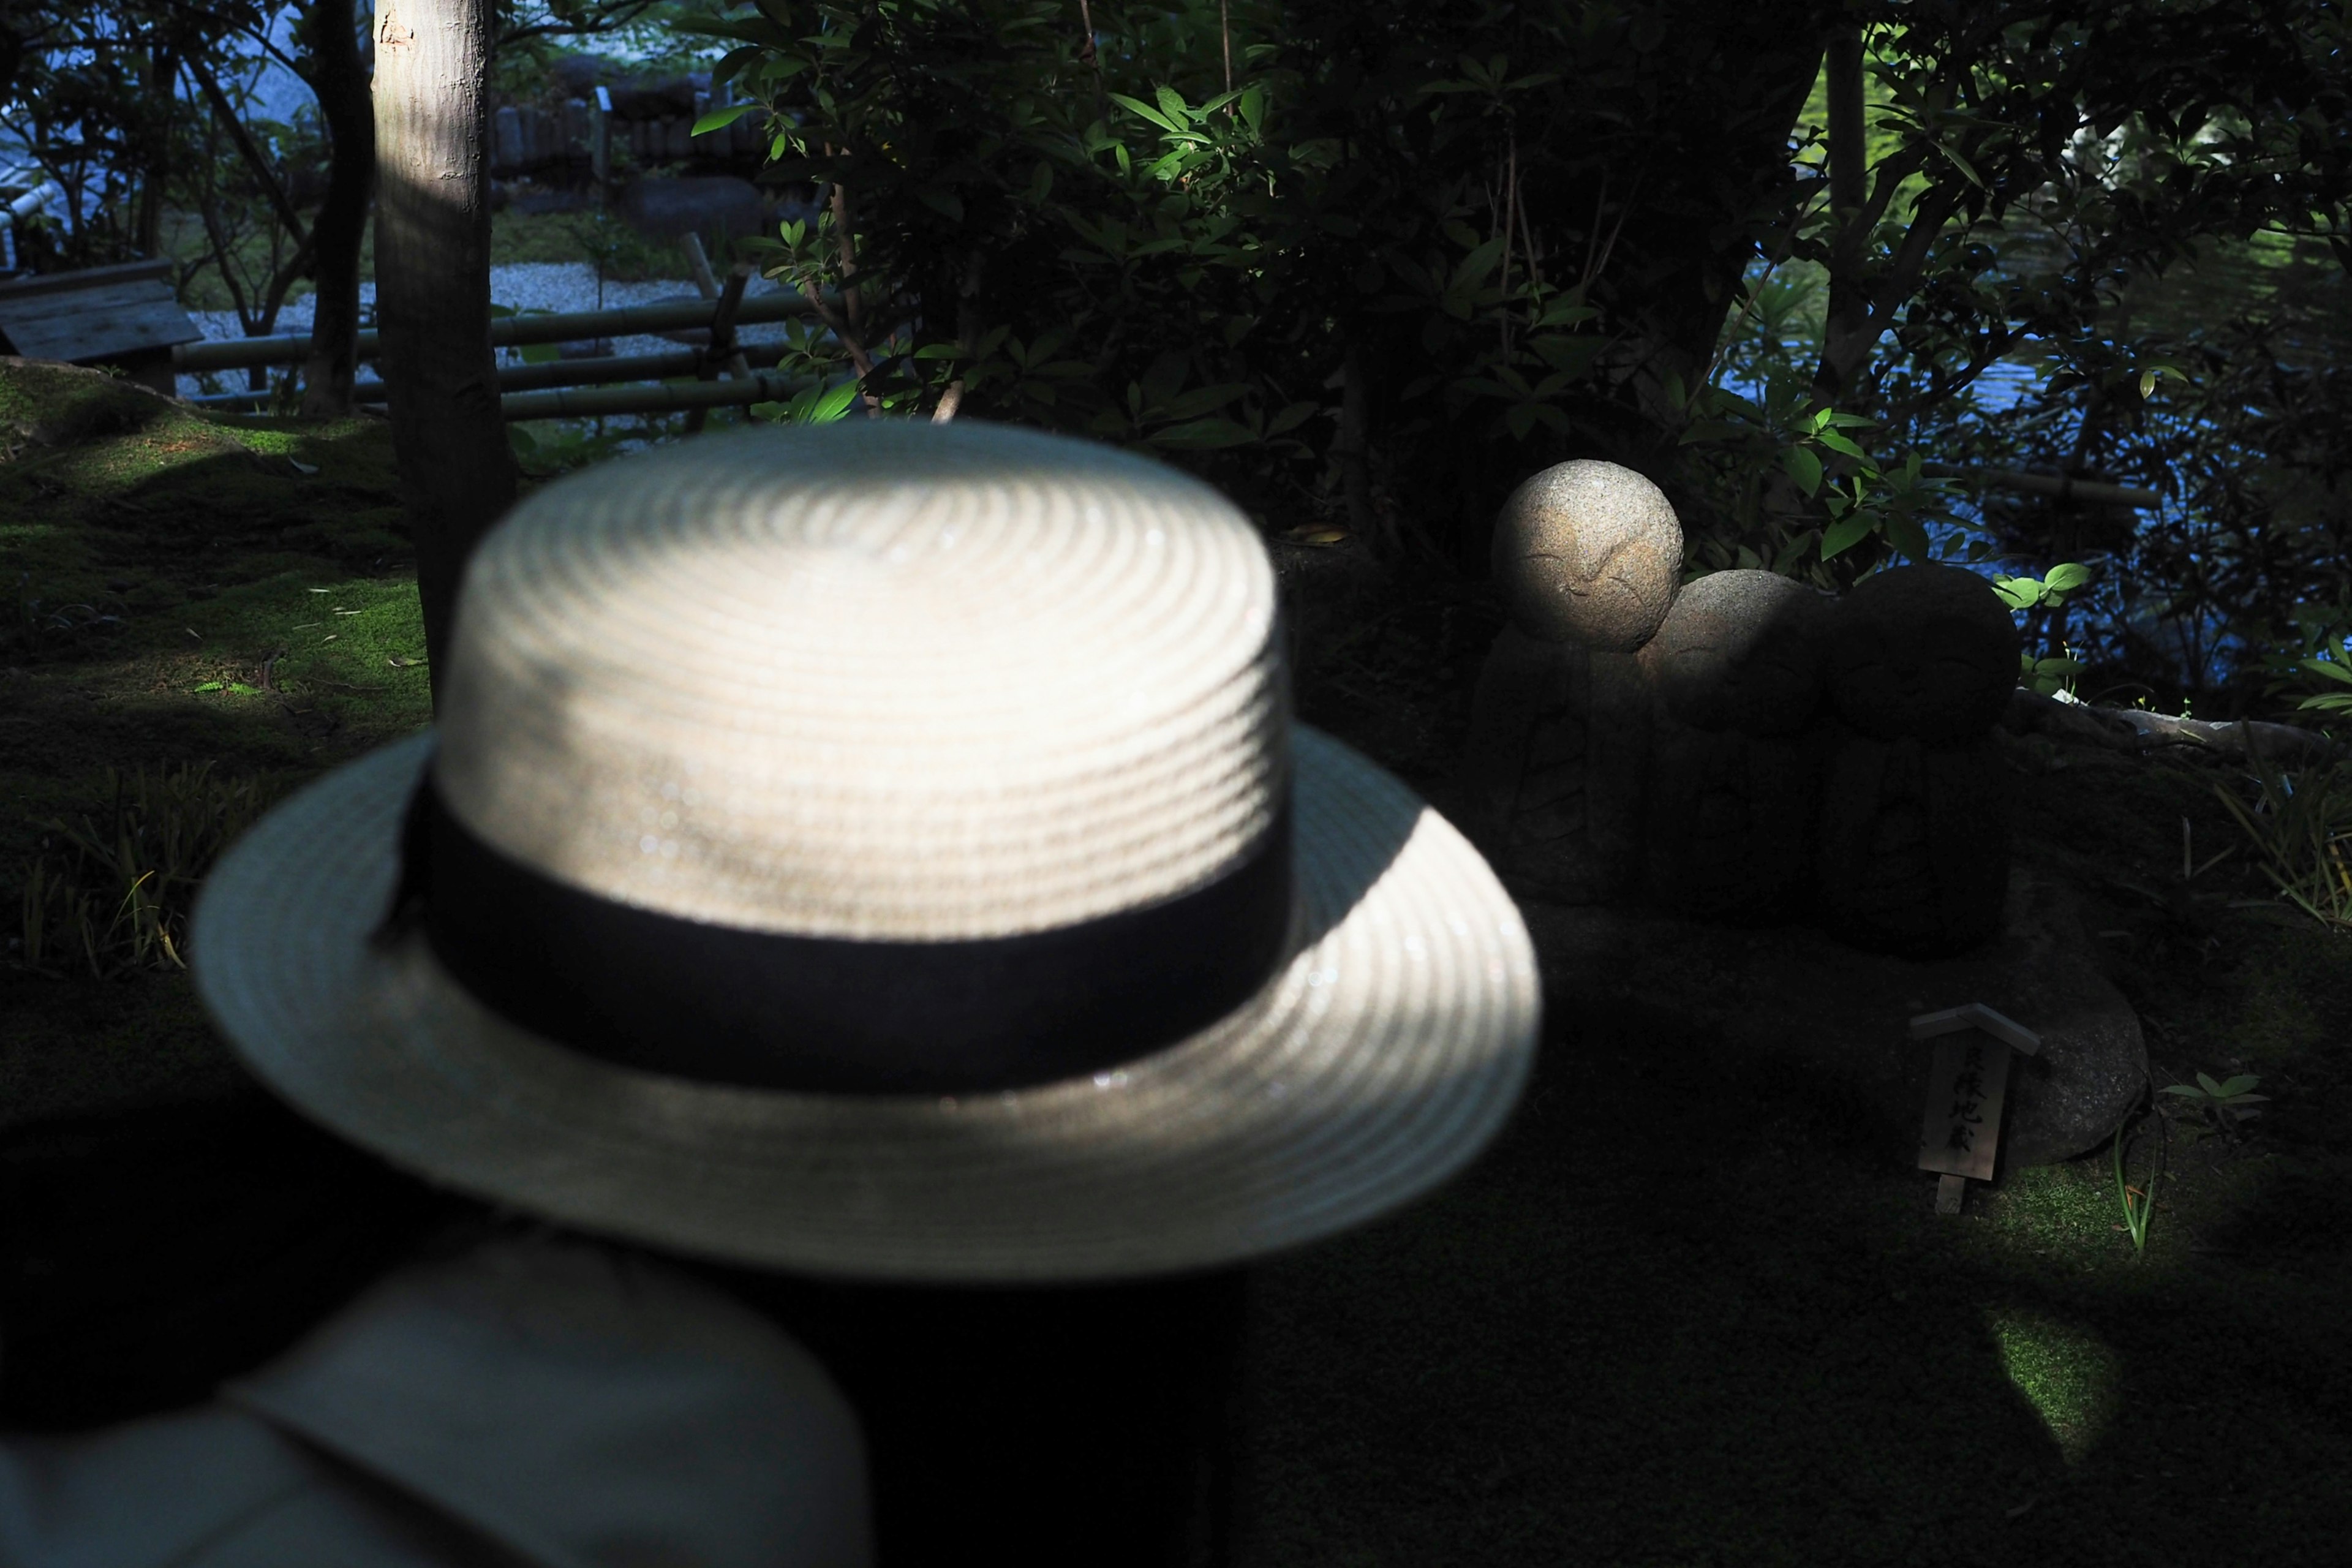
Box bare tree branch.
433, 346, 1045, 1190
184, 58, 310, 247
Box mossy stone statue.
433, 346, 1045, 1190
1815, 734, 2012, 957
1640, 724, 1823, 921
1814, 564, 2021, 956
1634, 571, 1838, 921
1458, 627, 1653, 903
1492, 461, 1683, 651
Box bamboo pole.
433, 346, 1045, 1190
1922, 464, 2160, 510
198, 365, 812, 420
172, 290, 814, 372
499, 371, 807, 421
185, 347, 736, 409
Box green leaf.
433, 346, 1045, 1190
2159, 1084, 2207, 1098
1991, 576, 2044, 609
2301, 657, 2352, 687
793, 380, 861, 424
1815, 429, 1868, 460
1159, 382, 1252, 420
1452, 235, 1507, 292
692, 102, 760, 138
192, 681, 225, 692
519, 342, 562, 365
2212, 1074, 2261, 1099
2043, 562, 2091, 592
1819, 514, 1875, 560
2196, 1072, 2225, 1097
1268, 400, 1319, 435
1155, 85, 1193, 126
916, 187, 965, 222
1109, 93, 1182, 134
1780, 446, 1824, 496
1884, 513, 1931, 565
1239, 85, 1265, 135
1147, 416, 1258, 450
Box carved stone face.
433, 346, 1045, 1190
1492, 460, 1683, 652
1638, 569, 1833, 735
1826, 565, 2020, 742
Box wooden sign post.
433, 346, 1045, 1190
1910, 1003, 2041, 1214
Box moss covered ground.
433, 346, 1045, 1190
3, 361, 2348, 1560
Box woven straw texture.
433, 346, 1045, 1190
435, 424, 1284, 938
190, 423, 1539, 1281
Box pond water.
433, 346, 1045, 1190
1716, 228, 2352, 694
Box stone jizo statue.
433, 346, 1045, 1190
1462, 459, 2020, 955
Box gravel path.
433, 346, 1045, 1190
176, 263, 799, 401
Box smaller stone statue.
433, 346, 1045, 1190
1636, 569, 1835, 922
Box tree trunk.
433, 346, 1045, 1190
371, 0, 514, 694
302, 0, 375, 418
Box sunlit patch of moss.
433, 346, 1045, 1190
226, 426, 298, 456
1980, 1161, 2139, 1259
172, 570, 433, 744
1983, 1306, 2122, 1464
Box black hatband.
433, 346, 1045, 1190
377, 772, 1295, 1096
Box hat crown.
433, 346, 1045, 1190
434, 424, 1287, 940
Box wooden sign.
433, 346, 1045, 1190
1910, 1004, 2041, 1213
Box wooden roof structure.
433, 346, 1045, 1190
0, 258, 202, 367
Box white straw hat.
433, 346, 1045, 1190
190, 423, 1539, 1282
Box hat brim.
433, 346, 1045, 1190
191, 726, 1539, 1283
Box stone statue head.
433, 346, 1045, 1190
1491, 460, 1683, 652
1826, 564, 2020, 742
1638, 569, 1834, 736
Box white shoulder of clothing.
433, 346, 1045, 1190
0, 1237, 874, 1568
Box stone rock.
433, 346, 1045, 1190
1828, 564, 2019, 742
1491, 460, 1683, 650
1520, 867, 2148, 1172
1457, 625, 1652, 904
